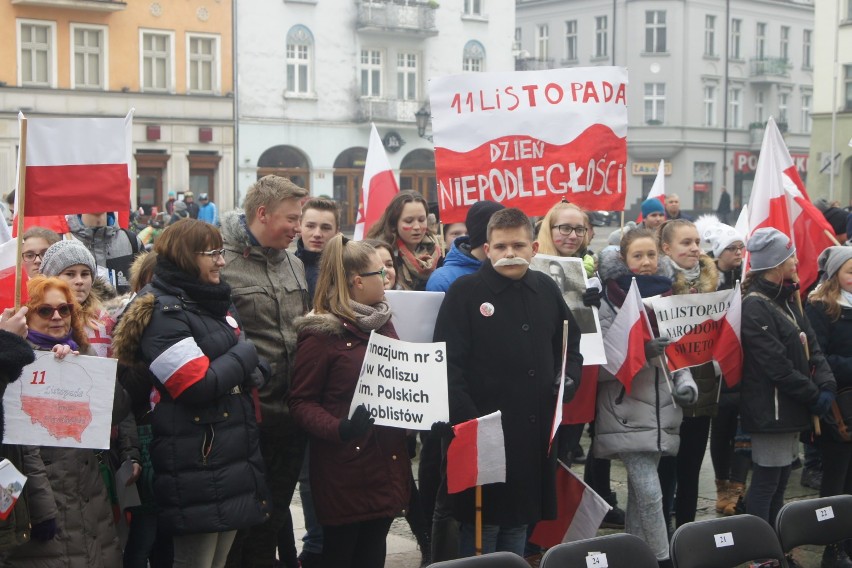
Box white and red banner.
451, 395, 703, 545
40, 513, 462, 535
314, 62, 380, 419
0, 239, 28, 309
602, 278, 652, 393
650, 285, 743, 387
747, 117, 835, 292
353, 123, 399, 240
530, 461, 612, 548
430, 67, 628, 223
19, 111, 133, 217
446, 410, 506, 494
637, 159, 666, 222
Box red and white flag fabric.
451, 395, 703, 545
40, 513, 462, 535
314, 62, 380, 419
716, 283, 743, 387
747, 117, 835, 292
637, 159, 666, 222
561, 366, 598, 425
10, 215, 70, 237
0, 239, 28, 309
529, 461, 612, 548
353, 123, 399, 240
19, 111, 133, 217
446, 410, 506, 494
602, 278, 652, 393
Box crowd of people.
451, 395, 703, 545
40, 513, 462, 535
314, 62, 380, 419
0, 178, 851, 568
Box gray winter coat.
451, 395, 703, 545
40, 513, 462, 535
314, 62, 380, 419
65, 215, 142, 294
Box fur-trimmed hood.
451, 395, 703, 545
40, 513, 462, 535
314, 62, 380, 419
111, 293, 156, 365
597, 247, 672, 283
663, 254, 719, 295
294, 311, 347, 337
220, 210, 253, 249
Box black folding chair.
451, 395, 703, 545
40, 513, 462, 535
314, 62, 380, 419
775, 495, 852, 552
670, 514, 788, 568
539, 533, 658, 568
430, 551, 530, 567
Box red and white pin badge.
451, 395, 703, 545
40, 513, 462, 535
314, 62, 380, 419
479, 302, 495, 317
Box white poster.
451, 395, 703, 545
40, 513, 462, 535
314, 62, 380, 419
530, 254, 606, 365
384, 290, 445, 343
3, 352, 117, 449
349, 331, 449, 429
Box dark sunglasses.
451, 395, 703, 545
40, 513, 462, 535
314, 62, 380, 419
34, 303, 72, 320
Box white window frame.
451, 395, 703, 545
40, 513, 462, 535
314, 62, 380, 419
802, 29, 812, 69
360, 48, 383, 98
754, 91, 765, 124
704, 15, 716, 57
396, 52, 418, 101
536, 24, 549, 60
70, 23, 108, 91
595, 16, 608, 58
513, 27, 522, 52
846, 65, 852, 111
186, 32, 220, 95
801, 93, 812, 133
729, 87, 742, 129
780, 26, 790, 62
285, 25, 313, 96
17, 19, 57, 88
463, 41, 485, 72
730, 18, 742, 60
703, 84, 717, 127
644, 10, 666, 54
778, 92, 788, 124
139, 29, 175, 93
643, 82, 666, 123
756, 22, 766, 59
565, 20, 578, 62
463, 0, 482, 16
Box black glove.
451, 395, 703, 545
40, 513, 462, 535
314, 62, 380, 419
810, 390, 835, 418
430, 421, 455, 440
31, 518, 57, 541
555, 372, 577, 402
582, 287, 602, 308
339, 404, 374, 442
644, 337, 672, 361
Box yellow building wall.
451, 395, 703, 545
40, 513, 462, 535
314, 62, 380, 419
0, 1, 233, 93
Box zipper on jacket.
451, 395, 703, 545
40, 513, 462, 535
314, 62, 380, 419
774, 387, 779, 421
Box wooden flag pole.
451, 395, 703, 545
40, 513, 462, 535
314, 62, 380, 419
14, 117, 28, 310
620, 210, 625, 230
824, 229, 841, 246
475, 485, 482, 555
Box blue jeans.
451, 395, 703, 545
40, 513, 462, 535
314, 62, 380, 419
458, 523, 527, 557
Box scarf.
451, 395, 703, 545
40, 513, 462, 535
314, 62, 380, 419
396, 235, 442, 289
349, 300, 392, 333
614, 273, 673, 300
670, 259, 702, 287
842, 290, 852, 307
28, 329, 78, 351
154, 256, 233, 318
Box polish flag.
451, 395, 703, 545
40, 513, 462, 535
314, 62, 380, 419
529, 461, 612, 548
353, 123, 399, 240
636, 159, 666, 222
747, 117, 835, 292
10, 215, 70, 237
20, 111, 133, 217
0, 239, 28, 309
715, 283, 743, 388
561, 366, 599, 425
602, 278, 652, 394
446, 410, 506, 494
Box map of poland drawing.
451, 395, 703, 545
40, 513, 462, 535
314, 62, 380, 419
2, 352, 117, 450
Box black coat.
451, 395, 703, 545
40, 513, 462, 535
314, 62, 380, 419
740, 278, 835, 434
433, 261, 583, 526
805, 299, 852, 441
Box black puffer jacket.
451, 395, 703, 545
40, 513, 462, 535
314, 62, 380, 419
112, 264, 271, 535
740, 277, 835, 434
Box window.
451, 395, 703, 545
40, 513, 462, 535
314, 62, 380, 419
803, 30, 812, 69
703, 85, 716, 127
704, 15, 716, 56
848, 0, 852, 20
565, 20, 578, 61
754, 91, 765, 123
286, 25, 312, 95
360, 49, 382, 97
756, 22, 766, 59
729, 87, 742, 128
463, 0, 482, 16
780, 26, 790, 62
188, 34, 218, 94
463, 40, 485, 72
730, 19, 741, 59
644, 83, 665, 123
846, 65, 852, 110
801, 93, 812, 133
72, 25, 105, 90
536, 24, 549, 60
645, 10, 666, 53
397, 52, 417, 100
778, 92, 788, 123
514, 27, 521, 52
18, 20, 54, 87
141, 31, 172, 91
595, 16, 608, 58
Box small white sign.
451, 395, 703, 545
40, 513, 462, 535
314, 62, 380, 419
816, 506, 835, 521
586, 552, 609, 567
714, 532, 734, 548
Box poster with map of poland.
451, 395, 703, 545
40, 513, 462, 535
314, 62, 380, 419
3, 352, 117, 449
430, 66, 628, 224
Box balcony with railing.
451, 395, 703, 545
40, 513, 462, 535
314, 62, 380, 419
357, 97, 420, 123
749, 57, 790, 83
11, 0, 126, 11
357, 1, 438, 37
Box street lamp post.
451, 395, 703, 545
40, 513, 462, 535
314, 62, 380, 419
415, 105, 433, 142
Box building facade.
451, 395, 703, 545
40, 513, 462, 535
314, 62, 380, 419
237, 0, 515, 229
516, 0, 815, 217
808, 0, 852, 206
0, 0, 235, 215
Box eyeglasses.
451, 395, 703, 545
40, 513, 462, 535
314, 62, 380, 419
197, 249, 226, 260
724, 244, 746, 253
359, 267, 387, 280
553, 224, 588, 237
34, 303, 72, 320
22, 251, 45, 262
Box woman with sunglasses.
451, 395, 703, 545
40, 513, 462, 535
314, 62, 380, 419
289, 235, 410, 568
112, 219, 270, 568
6, 276, 125, 567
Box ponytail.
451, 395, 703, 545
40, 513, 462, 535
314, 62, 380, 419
313, 235, 376, 321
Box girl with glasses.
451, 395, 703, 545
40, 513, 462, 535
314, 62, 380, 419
289, 235, 409, 568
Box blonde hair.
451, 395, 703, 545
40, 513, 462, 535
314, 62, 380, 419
313, 235, 379, 322
243, 175, 309, 224
809, 277, 843, 321
657, 218, 697, 251
536, 202, 590, 256
129, 251, 157, 293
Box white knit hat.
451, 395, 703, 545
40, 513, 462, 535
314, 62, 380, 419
695, 214, 745, 258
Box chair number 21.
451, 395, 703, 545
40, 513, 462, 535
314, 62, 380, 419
30, 371, 47, 385
714, 532, 734, 548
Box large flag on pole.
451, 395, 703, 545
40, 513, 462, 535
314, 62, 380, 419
353, 123, 399, 240
20, 111, 133, 216
747, 117, 835, 292
637, 159, 666, 222
0, 239, 28, 309
602, 278, 652, 393
446, 411, 506, 494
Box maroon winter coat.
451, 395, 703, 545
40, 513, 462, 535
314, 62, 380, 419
288, 312, 410, 526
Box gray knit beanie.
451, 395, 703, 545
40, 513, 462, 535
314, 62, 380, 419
817, 246, 852, 281
746, 228, 795, 271
40, 240, 98, 277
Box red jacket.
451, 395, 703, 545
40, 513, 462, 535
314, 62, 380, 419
288, 313, 410, 526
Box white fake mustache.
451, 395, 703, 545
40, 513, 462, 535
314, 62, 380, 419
493, 257, 530, 267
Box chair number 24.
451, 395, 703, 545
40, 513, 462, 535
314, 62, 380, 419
585, 553, 608, 568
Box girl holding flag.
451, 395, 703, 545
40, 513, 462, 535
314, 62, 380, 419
595, 228, 696, 568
